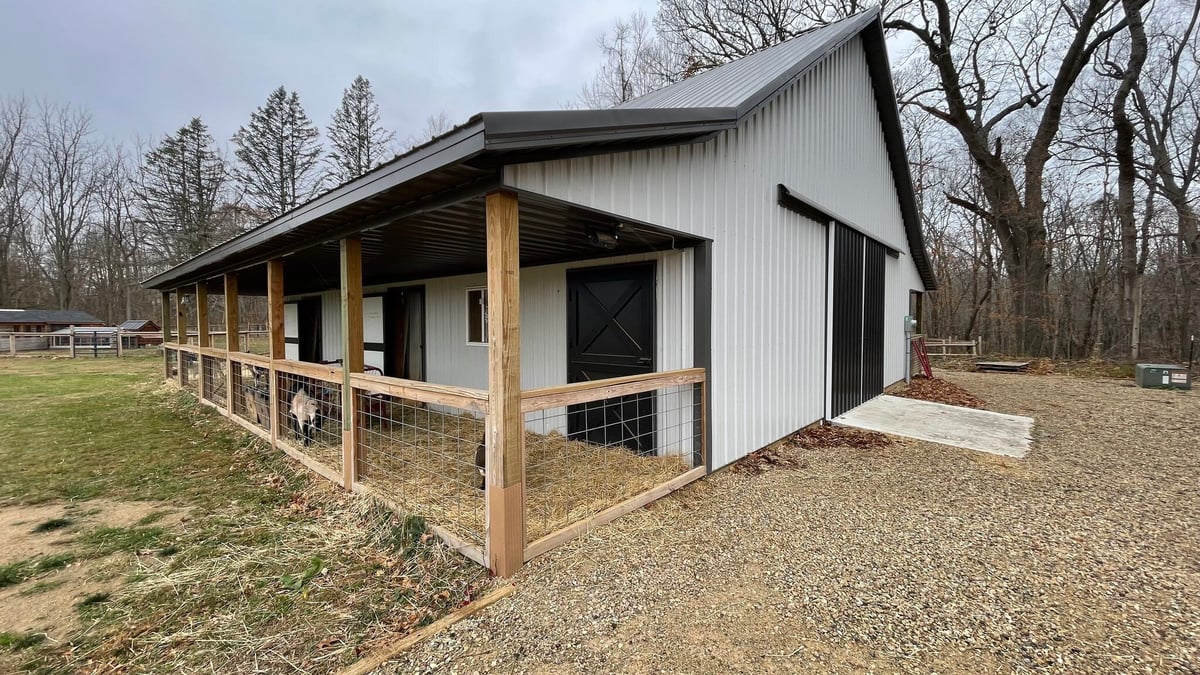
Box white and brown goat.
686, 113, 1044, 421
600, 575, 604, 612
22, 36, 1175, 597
289, 386, 321, 446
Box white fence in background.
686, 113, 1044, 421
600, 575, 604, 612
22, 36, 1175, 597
0, 329, 269, 357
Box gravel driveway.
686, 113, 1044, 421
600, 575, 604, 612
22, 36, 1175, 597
389, 372, 1199, 674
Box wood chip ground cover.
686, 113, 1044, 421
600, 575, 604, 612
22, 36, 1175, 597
393, 371, 1199, 674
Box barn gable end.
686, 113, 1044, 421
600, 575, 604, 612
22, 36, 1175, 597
505, 35, 925, 468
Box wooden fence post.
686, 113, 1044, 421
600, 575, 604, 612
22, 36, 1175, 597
8, 334, 15, 356
196, 283, 209, 348
116, 329, 123, 357
161, 291, 172, 379
69, 326, 76, 358
225, 273, 239, 410
267, 259, 285, 450
485, 190, 524, 577
341, 237, 364, 489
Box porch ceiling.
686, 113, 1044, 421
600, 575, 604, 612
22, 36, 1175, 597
212, 192, 704, 295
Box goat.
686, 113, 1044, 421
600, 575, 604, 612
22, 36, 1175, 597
474, 436, 486, 490
290, 386, 321, 446
240, 365, 270, 428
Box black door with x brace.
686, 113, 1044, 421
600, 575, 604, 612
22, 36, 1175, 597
566, 263, 656, 454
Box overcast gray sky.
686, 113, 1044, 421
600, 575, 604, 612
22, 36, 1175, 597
0, 0, 654, 150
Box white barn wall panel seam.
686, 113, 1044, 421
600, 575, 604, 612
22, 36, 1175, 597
504, 36, 924, 468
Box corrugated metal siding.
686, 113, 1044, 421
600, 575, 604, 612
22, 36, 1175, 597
316, 250, 692, 393
505, 36, 920, 469
320, 290, 341, 362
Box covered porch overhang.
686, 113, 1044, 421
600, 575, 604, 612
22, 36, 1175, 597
181, 188, 706, 297
152, 184, 711, 578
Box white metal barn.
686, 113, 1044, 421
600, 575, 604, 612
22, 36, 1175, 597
145, 9, 936, 575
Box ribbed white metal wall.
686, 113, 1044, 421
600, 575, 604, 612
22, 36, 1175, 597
308, 250, 692, 392
505, 36, 926, 468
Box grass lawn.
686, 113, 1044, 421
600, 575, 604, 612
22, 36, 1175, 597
0, 353, 490, 673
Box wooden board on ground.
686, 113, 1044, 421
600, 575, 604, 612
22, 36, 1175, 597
337, 584, 515, 675
975, 361, 1031, 372
832, 394, 1034, 458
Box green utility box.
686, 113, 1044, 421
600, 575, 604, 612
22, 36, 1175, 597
1135, 363, 1192, 390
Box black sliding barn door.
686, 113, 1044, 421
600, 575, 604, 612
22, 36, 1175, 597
830, 225, 886, 417
566, 263, 656, 454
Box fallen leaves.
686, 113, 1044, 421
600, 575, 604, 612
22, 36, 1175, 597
790, 423, 893, 450
732, 423, 893, 474
893, 376, 984, 408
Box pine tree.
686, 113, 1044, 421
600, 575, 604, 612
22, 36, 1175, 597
327, 76, 394, 183
137, 118, 231, 265
232, 87, 325, 219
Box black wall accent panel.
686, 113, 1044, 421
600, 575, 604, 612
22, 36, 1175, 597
862, 238, 886, 399
831, 225, 865, 417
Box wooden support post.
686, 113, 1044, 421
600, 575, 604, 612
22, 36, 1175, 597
267, 259, 285, 448
267, 259, 286, 360
340, 237, 364, 489
68, 327, 76, 358
161, 291, 172, 378
195, 283, 209, 348
484, 190, 524, 577
116, 329, 123, 357
225, 273, 240, 353
225, 273, 239, 408
8, 334, 14, 356
175, 291, 186, 386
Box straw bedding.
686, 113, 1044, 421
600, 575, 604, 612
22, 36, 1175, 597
343, 407, 692, 545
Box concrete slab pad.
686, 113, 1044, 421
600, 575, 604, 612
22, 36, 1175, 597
832, 394, 1034, 458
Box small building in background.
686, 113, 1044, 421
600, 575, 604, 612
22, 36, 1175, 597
118, 319, 163, 346
0, 309, 105, 333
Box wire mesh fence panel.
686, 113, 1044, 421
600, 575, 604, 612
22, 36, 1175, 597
523, 382, 702, 543
200, 355, 228, 409
165, 347, 178, 379
230, 359, 271, 432
355, 390, 487, 547
180, 351, 199, 393
275, 368, 343, 475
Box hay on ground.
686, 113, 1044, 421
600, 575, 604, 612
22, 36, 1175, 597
352, 407, 691, 546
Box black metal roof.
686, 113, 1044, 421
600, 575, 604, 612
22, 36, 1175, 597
143, 9, 935, 292
0, 309, 105, 325
118, 319, 158, 330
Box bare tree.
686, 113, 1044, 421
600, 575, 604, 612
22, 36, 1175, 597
655, 0, 865, 71
887, 0, 1134, 355
91, 145, 142, 321
0, 97, 30, 307
1130, 0, 1200, 358
403, 111, 456, 151
1106, 0, 1150, 359
581, 12, 680, 107
30, 102, 100, 310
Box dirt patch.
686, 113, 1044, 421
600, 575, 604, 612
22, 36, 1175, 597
0, 499, 186, 565
0, 499, 187, 647
892, 375, 985, 408
0, 558, 125, 642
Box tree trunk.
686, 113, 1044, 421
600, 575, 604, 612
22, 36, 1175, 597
1177, 204, 1200, 359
